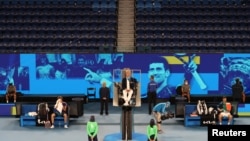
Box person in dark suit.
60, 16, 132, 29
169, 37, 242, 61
147, 75, 158, 115
121, 68, 138, 140
99, 81, 110, 115
232, 78, 244, 102
121, 68, 137, 106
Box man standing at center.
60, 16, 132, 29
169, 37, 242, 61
99, 81, 110, 115
147, 75, 158, 115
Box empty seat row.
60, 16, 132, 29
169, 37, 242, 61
0, 0, 117, 5
136, 0, 244, 6
135, 40, 250, 48
136, 24, 249, 31
0, 16, 117, 24
0, 8, 117, 16
137, 9, 249, 16
0, 0, 118, 53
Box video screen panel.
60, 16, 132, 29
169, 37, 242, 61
0, 53, 249, 99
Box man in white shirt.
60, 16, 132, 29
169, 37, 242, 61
121, 68, 137, 106
50, 96, 69, 128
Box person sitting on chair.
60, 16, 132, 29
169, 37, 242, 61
121, 68, 137, 106
50, 96, 69, 128
217, 96, 233, 125
6, 83, 17, 103
181, 79, 191, 103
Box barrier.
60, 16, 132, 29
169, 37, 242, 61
184, 105, 235, 126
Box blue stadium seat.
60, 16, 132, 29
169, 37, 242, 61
153, 1, 161, 12
218, 0, 226, 5
85, 0, 91, 4
145, 1, 153, 12
92, 1, 100, 12
169, 0, 176, 5
19, 0, 27, 4
202, 0, 209, 5
186, 0, 193, 5
195, 0, 201, 5
2, 0, 12, 5
68, 0, 76, 5
178, 0, 185, 5
162, 0, 169, 4
108, 1, 116, 12
136, 0, 144, 11
100, 0, 108, 11
43, 0, 53, 5
210, 0, 217, 5
235, 0, 242, 5
76, 0, 85, 5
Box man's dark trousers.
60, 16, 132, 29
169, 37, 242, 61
100, 99, 108, 115
148, 91, 157, 115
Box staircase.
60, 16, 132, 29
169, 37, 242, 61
116, 0, 135, 52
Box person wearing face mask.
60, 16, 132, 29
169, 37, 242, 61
182, 79, 191, 103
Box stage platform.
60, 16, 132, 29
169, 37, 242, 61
104, 133, 147, 141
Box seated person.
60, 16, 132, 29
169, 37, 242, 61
5, 83, 17, 103
50, 96, 69, 128
121, 68, 137, 106
217, 96, 233, 125
181, 80, 191, 103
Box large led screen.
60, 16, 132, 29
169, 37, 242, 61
0, 53, 249, 99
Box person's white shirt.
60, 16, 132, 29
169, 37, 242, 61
55, 100, 63, 113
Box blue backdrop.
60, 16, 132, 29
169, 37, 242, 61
0, 53, 249, 99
